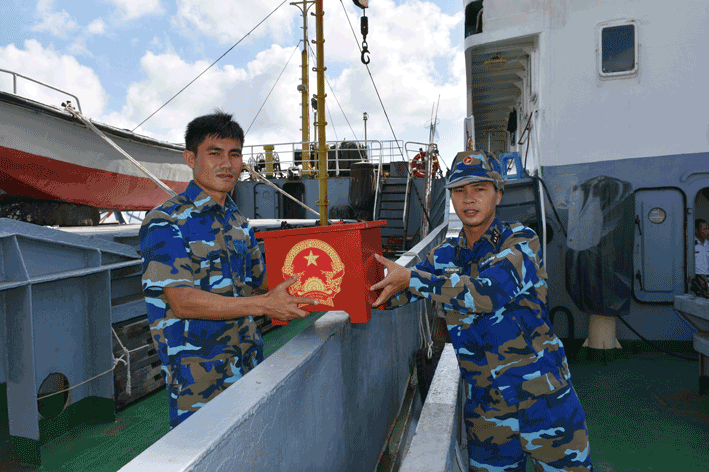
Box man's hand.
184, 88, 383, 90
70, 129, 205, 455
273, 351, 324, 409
263, 275, 319, 322
370, 254, 412, 308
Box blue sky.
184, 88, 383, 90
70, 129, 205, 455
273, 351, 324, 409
1, 0, 465, 167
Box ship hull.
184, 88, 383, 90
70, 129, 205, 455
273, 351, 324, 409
0, 91, 190, 210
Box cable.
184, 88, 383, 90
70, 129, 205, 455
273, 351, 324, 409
132, 0, 290, 132
339, 0, 403, 158
305, 41, 360, 143
339, 1, 434, 229
306, 45, 340, 141
245, 42, 302, 136
532, 175, 567, 238
616, 315, 697, 361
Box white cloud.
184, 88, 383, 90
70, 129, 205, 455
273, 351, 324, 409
66, 18, 107, 56
311, 0, 466, 165
0, 40, 108, 117
72, 0, 464, 167
172, 0, 295, 45
87, 18, 107, 35
31, 0, 78, 39
106, 0, 165, 21
66, 39, 90, 56
107, 44, 303, 146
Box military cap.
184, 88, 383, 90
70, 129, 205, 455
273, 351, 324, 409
446, 150, 504, 192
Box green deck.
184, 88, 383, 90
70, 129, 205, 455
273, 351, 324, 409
2, 333, 708, 471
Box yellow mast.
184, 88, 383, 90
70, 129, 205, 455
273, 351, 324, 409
314, 0, 328, 226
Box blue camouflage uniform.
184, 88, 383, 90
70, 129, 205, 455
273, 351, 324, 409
140, 180, 266, 428
389, 151, 592, 471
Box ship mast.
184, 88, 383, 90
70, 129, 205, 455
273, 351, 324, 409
291, 0, 314, 178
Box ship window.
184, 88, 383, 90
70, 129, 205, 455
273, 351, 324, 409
599, 22, 637, 77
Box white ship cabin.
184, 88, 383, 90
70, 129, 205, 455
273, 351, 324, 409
463, 0, 709, 340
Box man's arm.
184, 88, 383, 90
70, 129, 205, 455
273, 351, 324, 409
141, 210, 317, 323
165, 275, 317, 322
372, 232, 545, 314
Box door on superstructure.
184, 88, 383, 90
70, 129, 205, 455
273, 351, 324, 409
253, 183, 278, 219
633, 188, 685, 302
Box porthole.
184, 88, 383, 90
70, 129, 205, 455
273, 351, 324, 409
647, 207, 666, 224
598, 20, 639, 79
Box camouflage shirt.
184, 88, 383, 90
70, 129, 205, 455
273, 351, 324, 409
140, 180, 266, 389
391, 217, 570, 405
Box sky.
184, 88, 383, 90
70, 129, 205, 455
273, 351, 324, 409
0, 0, 466, 169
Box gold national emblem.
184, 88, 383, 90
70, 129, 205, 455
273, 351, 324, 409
463, 155, 474, 165
281, 239, 345, 306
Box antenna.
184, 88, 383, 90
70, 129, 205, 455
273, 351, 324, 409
425, 95, 441, 143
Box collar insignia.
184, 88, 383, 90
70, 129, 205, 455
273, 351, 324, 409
490, 228, 501, 246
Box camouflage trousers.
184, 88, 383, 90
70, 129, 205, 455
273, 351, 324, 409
465, 383, 592, 472
168, 378, 235, 428
167, 350, 263, 428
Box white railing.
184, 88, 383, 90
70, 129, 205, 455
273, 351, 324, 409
0, 68, 82, 113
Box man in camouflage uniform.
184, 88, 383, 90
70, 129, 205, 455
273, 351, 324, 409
372, 151, 593, 471
140, 111, 317, 428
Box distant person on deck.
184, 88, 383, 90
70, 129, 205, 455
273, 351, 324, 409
371, 151, 593, 472
139, 111, 317, 428
692, 218, 709, 297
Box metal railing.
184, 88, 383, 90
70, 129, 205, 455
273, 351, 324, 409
242, 139, 407, 178
0, 68, 82, 113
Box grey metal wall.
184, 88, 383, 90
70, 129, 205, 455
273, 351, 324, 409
540, 151, 709, 341
0, 218, 142, 447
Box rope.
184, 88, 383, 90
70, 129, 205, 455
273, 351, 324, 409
112, 327, 132, 397
62, 102, 177, 198
421, 302, 433, 359
36, 328, 134, 401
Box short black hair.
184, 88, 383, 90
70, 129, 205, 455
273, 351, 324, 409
697, 219, 708, 231
185, 109, 244, 154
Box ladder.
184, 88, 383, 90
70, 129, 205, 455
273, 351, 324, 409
377, 178, 409, 254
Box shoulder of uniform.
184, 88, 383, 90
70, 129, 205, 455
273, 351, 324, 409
142, 195, 192, 227
425, 238, 457, 265
503, 221, 538, 239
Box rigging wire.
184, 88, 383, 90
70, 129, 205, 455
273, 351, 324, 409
339, 0, 403, 159
339, 0, 432, 228
305, 41, 359, 143
245, 42, 302, 136
327, 103, 339, 142
131, 0, 290, 132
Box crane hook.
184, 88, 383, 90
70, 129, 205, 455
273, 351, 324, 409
361, 41, 370, 65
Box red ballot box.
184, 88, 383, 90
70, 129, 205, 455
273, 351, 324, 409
254, 221, 386, 325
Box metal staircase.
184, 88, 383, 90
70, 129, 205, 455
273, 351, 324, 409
375, 176, 448, 256
376, 178, 409, 254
